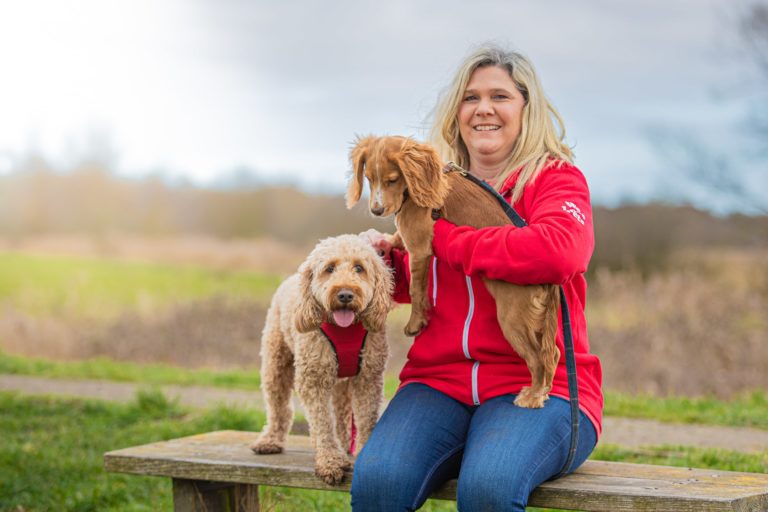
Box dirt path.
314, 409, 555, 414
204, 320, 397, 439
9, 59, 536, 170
2, 374, 767, 454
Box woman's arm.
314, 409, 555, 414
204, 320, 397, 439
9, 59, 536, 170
431, 164, 594, 285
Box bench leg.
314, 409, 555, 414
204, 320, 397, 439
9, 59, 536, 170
172, 478, 260, 512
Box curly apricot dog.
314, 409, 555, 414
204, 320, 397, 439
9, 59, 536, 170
346, 135, 560, 409
251, 234, 392, 485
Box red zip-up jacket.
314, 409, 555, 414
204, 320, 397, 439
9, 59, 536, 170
390, 160, 603, 436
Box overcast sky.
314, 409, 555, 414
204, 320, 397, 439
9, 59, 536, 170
0, 0, 764, 212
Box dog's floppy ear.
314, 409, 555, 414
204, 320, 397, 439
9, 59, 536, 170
360, 252, 394, 332
346, 135, 375, 209
294, 262, 324, 333
396, 139, 449, 209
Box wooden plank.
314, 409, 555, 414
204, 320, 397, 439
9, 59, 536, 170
526, 476, 768, 512
104, 430, 768, 512
575, 460, 768, 488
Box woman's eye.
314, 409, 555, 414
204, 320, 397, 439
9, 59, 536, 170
463, 95, 478, 102
325, 265, 335, 273
493, 94, 509, 100
353, 264, 364, 273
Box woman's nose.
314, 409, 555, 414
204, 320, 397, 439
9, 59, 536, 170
476, 97, 494, 115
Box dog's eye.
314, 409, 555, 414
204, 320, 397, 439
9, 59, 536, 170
353, 264, 364, 273
325, 265, 335, 274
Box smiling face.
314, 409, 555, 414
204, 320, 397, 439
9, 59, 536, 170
458, 65, 526, 174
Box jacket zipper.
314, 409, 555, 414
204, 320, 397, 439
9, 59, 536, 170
431, 257, 438, 306
462, 276, 480, 405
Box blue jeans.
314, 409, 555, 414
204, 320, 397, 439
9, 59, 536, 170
351, 383, 597, 511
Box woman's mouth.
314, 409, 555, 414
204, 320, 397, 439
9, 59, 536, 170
474, 125, 501, 131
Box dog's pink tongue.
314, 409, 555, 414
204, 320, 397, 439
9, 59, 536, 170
332, 310, 355, 328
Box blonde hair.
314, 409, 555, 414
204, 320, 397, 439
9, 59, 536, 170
429, 44, 573, 203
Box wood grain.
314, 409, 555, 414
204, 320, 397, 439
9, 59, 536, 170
104, 430, 768, 512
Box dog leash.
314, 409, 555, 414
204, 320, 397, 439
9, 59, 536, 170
442, 162, 581, 478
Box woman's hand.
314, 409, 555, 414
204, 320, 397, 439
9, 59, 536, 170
359, 229, 397, 264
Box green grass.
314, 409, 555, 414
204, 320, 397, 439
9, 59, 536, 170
0, 351, 262, 389
593, 443, 768, 474
604, 390, 768, 429
0, 390, 454, 512
0, 389, 265, 512
0, 350, 404, 401
0, 252, 281, 320
2, 351, 766, 430
0, 391, 764, 512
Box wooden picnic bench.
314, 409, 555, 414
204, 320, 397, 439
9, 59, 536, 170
104, 430, 768, 511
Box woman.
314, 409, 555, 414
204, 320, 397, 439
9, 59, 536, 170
351, 45, 603, 511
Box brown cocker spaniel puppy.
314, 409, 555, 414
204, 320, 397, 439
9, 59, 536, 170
346, 135, 559, 409
251, 234, 392, 485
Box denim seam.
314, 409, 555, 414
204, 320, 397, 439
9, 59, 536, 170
520, 423, 574, 497
410, 444, 465, 510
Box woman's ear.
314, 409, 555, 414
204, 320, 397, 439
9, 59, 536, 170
361, 254, 394, 332
294, 262, 324, 333
346, 136, 375, 209
396, 139, 449, 209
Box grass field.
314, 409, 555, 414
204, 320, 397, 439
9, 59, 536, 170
0, 251, 284, 366
0, 390, 251, 511
0, 390, 455, 512
1, 246, 767, 509
0, 252, 280, 321
2, 350, 768, 431
2, 248, 767, 397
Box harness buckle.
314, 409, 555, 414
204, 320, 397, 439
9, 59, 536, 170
443, 161, 468, 176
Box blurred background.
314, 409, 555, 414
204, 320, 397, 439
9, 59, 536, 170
0, 0, 766, 398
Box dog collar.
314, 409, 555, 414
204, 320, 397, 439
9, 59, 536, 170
319, 322, 368, 378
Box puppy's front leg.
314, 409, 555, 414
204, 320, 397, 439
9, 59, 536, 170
399, 208, 435, 336
296, 366, 351, 485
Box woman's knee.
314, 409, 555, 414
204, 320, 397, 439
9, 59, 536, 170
351, 446, 423, 511
456, 466, 529, 512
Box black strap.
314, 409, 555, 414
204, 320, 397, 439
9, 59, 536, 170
454, 166, 580, 478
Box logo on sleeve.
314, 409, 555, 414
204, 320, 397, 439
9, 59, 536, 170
562, 201, 585, 226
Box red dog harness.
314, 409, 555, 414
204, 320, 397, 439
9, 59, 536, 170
319, 321, 368, 378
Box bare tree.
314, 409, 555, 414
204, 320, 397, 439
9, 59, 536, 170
741, 2, 768, 148
742, 2, 768, 76
652, 2, 767, 214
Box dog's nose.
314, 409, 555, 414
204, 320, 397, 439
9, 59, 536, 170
370, 206, 385, 216
337, 290, 354, 304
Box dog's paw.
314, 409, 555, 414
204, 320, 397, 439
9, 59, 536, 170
315, 454, 351, 486
250, 439, 284, 455
404, 314, 427, 337
514, 387, 548, 409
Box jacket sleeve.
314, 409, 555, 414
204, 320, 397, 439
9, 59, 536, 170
431, 164, 594, 285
